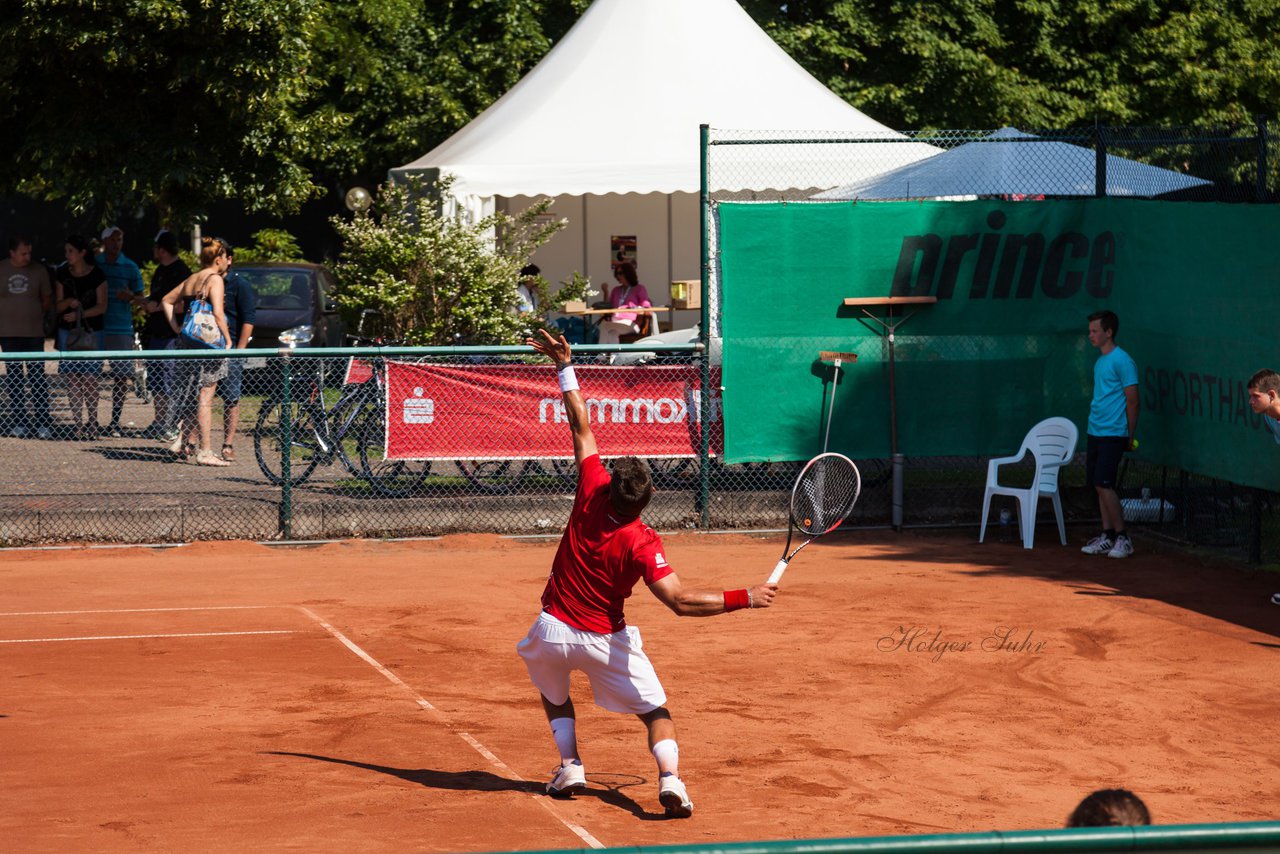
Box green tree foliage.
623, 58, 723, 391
6, 0, 1274, 228
0, 0, 341, 223
0, 0, 591, 225
233, 229, 306, 263
329, 179, 582, 345
739, 0, 1280, 129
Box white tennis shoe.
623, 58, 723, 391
1107, 536, 1134, 559
546, 762, 586, 798
1081, 534, 1114, 555
658, 774, 693, 818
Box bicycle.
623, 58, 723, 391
251, 312, 431, 497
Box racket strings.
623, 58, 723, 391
792, 455, 860, 535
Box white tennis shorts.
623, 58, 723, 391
517, 611, 667, 715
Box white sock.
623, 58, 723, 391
549, 717, 579, 765
651, 738, 679, 777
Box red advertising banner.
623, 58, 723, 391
383, 362, 722, 461
344, 357, 373, 385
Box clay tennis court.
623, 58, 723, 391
2, 531, 1276, 852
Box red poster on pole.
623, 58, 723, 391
383, 362, 721, 461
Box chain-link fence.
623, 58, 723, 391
2, 344, 1277, 562
698, 123, 1280, 563
705, 122, 1275, 203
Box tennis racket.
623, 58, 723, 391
768, 452, 861, 584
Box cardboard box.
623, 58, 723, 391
670, 280, 700, 310
561, 300, 587, 313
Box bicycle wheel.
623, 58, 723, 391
253, 398, 323, 486
357, 409, 431, 498
329, 396, 376, 479
456, 460, 514, 494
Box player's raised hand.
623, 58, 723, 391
528, 329, 572, 366
749, 583, 778, 609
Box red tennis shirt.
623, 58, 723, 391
541, 454, 673, 633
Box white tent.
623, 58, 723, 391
391, 0, 933, 324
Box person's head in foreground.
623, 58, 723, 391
1066, 788, 1151, 827
609, 456, 653, 517
1247, 368, 1280, 415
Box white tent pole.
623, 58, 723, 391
581, 195, 589, 279
666, 194, 674, 313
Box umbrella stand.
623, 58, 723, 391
843, 296, 937, 529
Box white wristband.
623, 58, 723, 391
558, 365, 578, 393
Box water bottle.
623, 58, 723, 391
999, 508, 1012, 526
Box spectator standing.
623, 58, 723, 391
0, 234, 54, 438
1080, 310, 1139, 559
141, 231, 191, 440
95, 225, 145, 436
215, 241, 255, 462
54, 235, 108, 439
516, 264, 540, 315
162, 236, 232, 467
1245, 368, 1280, 606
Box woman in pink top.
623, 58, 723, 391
596, 262, 650, 345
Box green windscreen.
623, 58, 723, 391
718, 198, 1280, 489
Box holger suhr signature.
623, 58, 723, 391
877, 626, 1047, 663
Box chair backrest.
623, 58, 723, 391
1021, 416, 1079, 492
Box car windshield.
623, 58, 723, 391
239, 268, 313, 311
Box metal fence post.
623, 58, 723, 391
698, 123, 712, 529
1256, 115, 1269, 202
278, 353, 293, 540
1094, 121, 1108, 198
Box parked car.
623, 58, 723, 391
234, 262, 347, 353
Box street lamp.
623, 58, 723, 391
344, 186, 373, 213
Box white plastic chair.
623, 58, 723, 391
979, 416, 1079, 549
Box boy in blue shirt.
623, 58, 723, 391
1081, 310, 1139, 558
1245, 368, 1280, 605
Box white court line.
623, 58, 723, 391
1, 602, 606, 847
296, 607, 605, 850
0, 605, 277, 617
0, 630, 300, 644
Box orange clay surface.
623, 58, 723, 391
2, 531, 1278, 852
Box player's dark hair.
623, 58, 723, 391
1247, 368, 1280, 394
1088, 310, 1119, 339
609, 457, 653, 516
1066, 788, 1151, 827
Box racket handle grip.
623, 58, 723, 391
767, 558, 789, 585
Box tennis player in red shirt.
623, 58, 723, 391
518, 331, 777, 818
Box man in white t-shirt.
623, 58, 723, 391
1246, 368, 1280, 606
